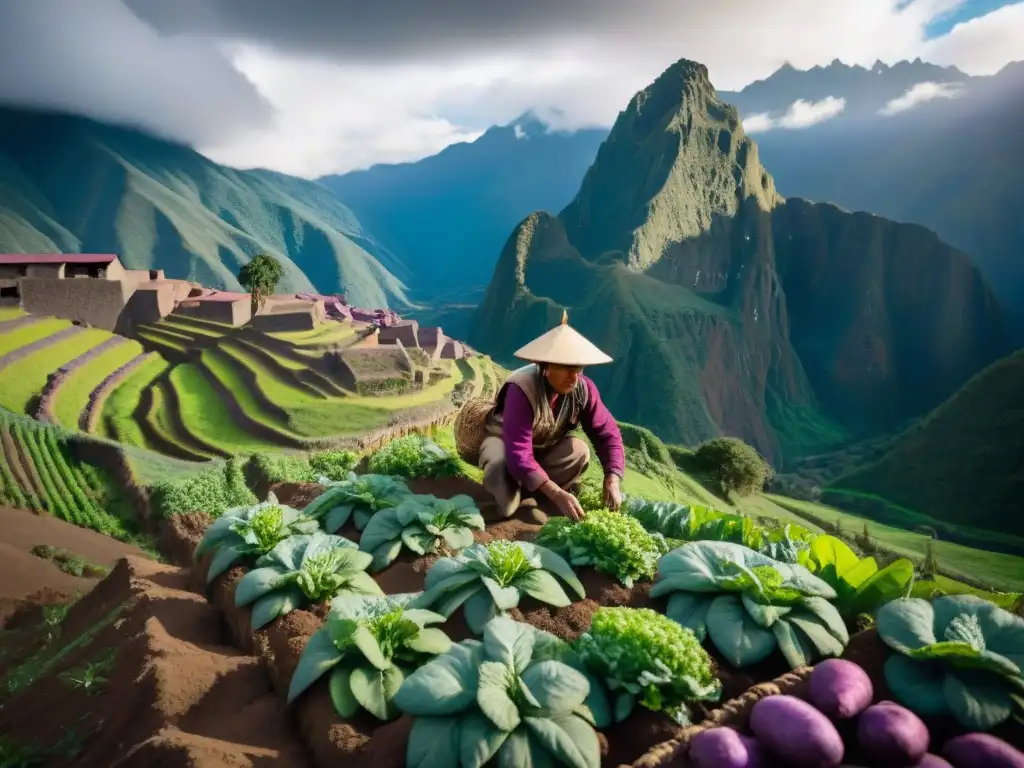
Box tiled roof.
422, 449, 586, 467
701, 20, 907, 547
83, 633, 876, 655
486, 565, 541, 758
0, 254, 118, 265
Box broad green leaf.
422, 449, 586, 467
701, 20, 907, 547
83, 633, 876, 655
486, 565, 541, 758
354, 509, 373, 530
851, 558, 915, 614
808, 535, 860, 578
287, 630, 344, 703
434, 582, 483, 618
442, 527, 475, 551
352, 624, 389, 669
520, 660, 590, 715
343, 570, 386, 597
581, 672, 612, 729
360, 508, 406, 554
251, 586, 302, 630
531, 546, 586, 599
327, 616, 359, 648
422, 560, 478, 594
394, 641, 484, 715
772, 619, 817, 668
482, 576, 522, 611
944, 668, 1015, 730
464, 589, 501, 635
483, 616, 535, 674
799, 596, 850, 644
876, 598, 939, 653
328, 666, 360, 718
234, 566, 285, 606
206, 543, 244, 583
523, 714, 600, 768
614, 691, 636, 723
706, 594, 777, 668
195, 516, 236, 557
741, 593, 790, 628
405, 627, 453, 656
518, 570, 572, 608
407, 716, 461, 768
323, 504, 353, 534
931, 594, 1024, 669
401, 607, 448, 627
786, 612, 846, 659
458, 711, 509, 768
497, 729, 554, 768
401, 526, 432, 555
840, 556, 881, 591
665, 593, 712, 640
478, 661, 521, 731
883, 654, 951, 717
350, 664, 404, 721
370, 539, 403, 571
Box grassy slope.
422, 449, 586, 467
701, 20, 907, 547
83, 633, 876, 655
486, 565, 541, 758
0, 106, 409, 308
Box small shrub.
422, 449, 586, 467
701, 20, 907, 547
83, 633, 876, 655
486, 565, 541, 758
249, 453, 316, 485
149, 459, 257, 519
693, 437, 771, 497
308, 449, 359, 481
366, 435, 461, 479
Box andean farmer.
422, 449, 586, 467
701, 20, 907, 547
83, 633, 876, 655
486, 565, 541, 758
478, 312, 625, 521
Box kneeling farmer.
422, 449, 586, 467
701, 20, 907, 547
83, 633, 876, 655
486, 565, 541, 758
473, 312, 624, 521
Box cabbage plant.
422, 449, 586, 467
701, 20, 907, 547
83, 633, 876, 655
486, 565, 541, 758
235, 532, 383, 630
359, 494, 485, 571
195, 493, 320, 583
805, 535, 915, 618
287, 593, 452, 721
877, 594, 1024, 730
535, 509, 669, 587
651, 541, 848, 669
393, 616, 600, 768
303, 472, 411, 533
573, 606, 721, 726
410, 541, 586, 635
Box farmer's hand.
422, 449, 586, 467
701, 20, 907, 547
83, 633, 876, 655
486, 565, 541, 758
554, 489, 586, 522
603, 474, 622, 511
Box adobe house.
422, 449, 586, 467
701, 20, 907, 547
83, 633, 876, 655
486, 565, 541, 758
173, 290, 253, 326
377, 319, 420, 347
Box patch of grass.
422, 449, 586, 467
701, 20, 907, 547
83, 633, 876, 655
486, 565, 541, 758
766, 394, 851, 463
148, 455, 255, 519
169, 364, 277, 453
100, 356, 170, 448
52, 341, 144, 430
59, 647, 116, 696
0, 328, 111, 414
0, 306, 24, 322
0, 318, 68, 356
30, 545, 109, 579
199, 349, 299, 437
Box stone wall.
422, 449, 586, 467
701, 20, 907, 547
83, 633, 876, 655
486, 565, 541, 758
250, 309, 317, 332
20, 277, 131, 331
25, 263, 64, 279
116, 283, 176, 335
378, 320, 420, 347
174, 299, 251, 326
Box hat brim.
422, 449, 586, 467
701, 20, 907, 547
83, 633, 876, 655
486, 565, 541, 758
513, 324, 613, 366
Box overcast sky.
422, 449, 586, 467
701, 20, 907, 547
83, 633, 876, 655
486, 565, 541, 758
0, 0, 1021, 177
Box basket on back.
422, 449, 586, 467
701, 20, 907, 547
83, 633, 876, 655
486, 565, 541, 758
452, 397, 495, 464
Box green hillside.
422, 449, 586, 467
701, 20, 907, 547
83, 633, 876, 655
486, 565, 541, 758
0, 107, 410, 309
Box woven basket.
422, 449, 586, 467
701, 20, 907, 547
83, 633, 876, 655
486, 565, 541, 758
453, 397, 495, 463
626, 666, 813, 768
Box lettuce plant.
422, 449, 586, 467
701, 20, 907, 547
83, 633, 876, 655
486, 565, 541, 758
359, 494, 485, 571
411, 541, 586, 635
303, 472, 411, 533
195, 492, 320, 583
877, 594, 1024, 730
624, 498, 814, 564
235, 532, 383, 629
393, 616, 600, 768
287, 593, 452, 720
366, 435, 462, 479
650, 541, 848, 669
535, 509, 669, 587
573, 606, 721, 726
804, 535, 915, 618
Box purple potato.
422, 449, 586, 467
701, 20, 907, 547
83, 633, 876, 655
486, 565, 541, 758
749, 694, 845, 767
910, 755, 955, 768
689, 727, 765, 768
943, 733, 1024, 768
857, 701, 929, 766
809, 659, 874, 720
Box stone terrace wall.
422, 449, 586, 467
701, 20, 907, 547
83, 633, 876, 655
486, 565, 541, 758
20, 277, 131, 331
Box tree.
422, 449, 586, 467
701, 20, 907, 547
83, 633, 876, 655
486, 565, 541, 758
693, 436, 771, 498
238, 254, 285, 318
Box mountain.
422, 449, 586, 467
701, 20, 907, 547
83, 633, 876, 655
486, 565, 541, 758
0, 107, 411, 309
720, 59, 1024, 316
470, 59, 1011, 465
318, 113, 607, 299
832, 349, 1024, 539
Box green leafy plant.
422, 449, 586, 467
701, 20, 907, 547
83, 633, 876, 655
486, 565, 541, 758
393, 616, 601, 768
693, 437, 771, 497
308, 449, 360, 481
195, 493, 320, 583
235, 532, 383, 630
536, 509, 669, 587
149, 457, 257, 518
624, 498, 814, 564
650, 541, 848, 669
804, 535, 915, 618
573, 607, 721, 726
411, 541, 586, 635
238, 253, 285, 316
366, 435, 462, 479
302, 472, 412, 533
876, 594, 1024, 730
287, 593, 452, 720
359, 494, 485, 570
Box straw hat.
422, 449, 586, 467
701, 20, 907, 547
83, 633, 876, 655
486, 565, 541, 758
513, 310, 612, 366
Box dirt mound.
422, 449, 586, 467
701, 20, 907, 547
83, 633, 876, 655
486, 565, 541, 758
0, 557, 311, 767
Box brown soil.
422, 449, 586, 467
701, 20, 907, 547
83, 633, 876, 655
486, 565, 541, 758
1, 431, 35, 498
269, 481, 326, 510
159, 511, 214, 567
0, 557, 311, 767
374, 552, 440, 595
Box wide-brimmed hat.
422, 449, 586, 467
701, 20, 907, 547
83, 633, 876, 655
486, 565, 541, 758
513, 311, 612, 366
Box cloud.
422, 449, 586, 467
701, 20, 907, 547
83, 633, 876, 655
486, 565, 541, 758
0, 0, 273, 147
743, 97, 847, 132
879, 80, 964, 114
1, 0, 1023, 174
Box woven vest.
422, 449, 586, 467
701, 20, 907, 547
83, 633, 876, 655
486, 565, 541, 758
485, 364, 589, 450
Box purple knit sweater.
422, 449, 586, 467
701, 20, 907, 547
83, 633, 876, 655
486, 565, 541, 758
502, 375, 625, 492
